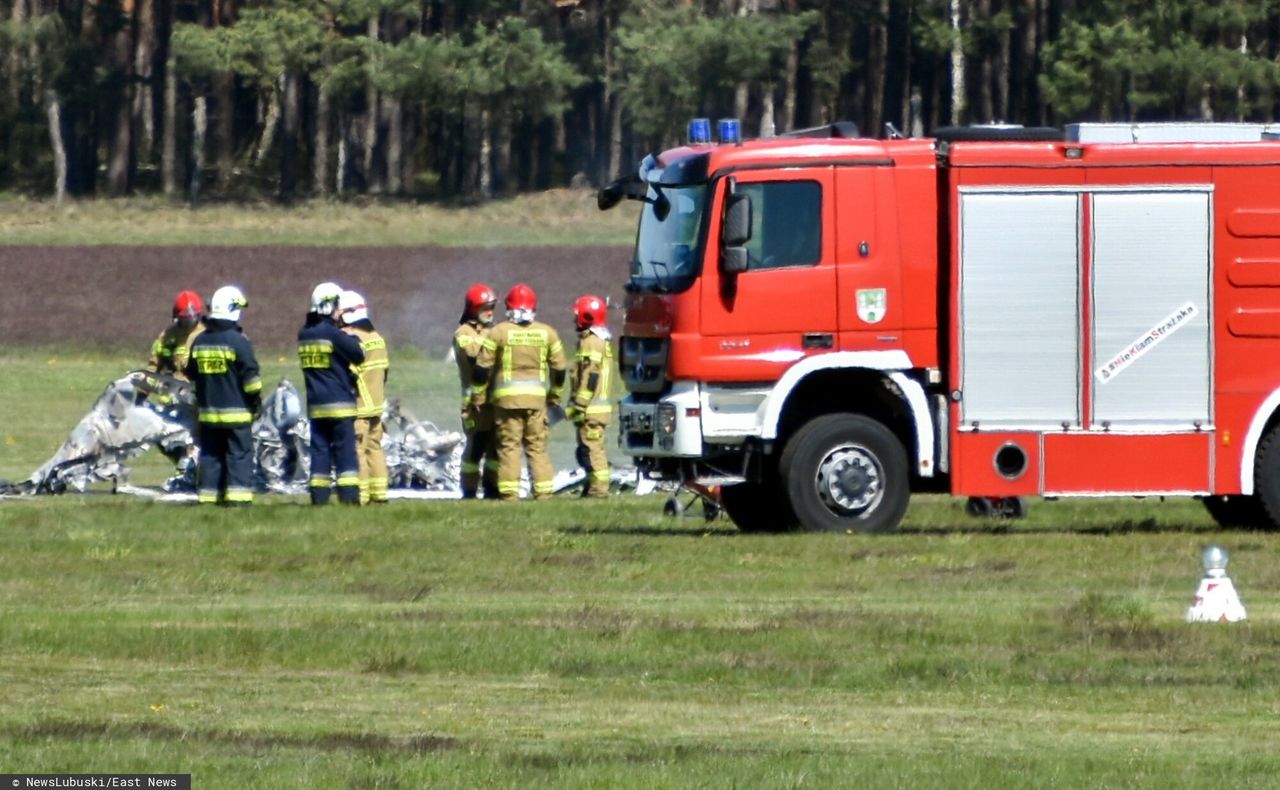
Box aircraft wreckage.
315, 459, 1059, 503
0, 371, 651, 502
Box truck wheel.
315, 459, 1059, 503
1254, 425, 1280, 530
1202, 495, 1266, 528
779, 413, 909, 534
965, 497, 994, 518
720, 478, 793, 533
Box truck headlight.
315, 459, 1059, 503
657, 403, 677, 434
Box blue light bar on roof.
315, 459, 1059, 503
718, 118, 741, 145
688, 118, 712, 145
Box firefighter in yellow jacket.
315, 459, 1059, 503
454, 283, 499, 499
149, 290, 206, 381
339, 289, 390, 504
472, 283, 567, 500
568, 295, 614, 497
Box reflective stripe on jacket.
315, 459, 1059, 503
346, 324, 389, 419
298, 316, 365, 419
572, 328, 615, 422
150, 322, 204, 380
454, 320, 488, 408
474, 320, 567, 410
186, 320, 261, 425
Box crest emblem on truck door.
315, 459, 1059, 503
857, 288, 887, 324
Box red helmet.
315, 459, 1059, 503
173, 290, 204, 320
505, 283, 538, 312
573, 294, 607, 330
465, 283, 497, 318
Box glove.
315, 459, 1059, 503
566, 404, 586, 425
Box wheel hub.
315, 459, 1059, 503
815, 443, 883, 515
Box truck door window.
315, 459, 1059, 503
737, 180, 821, 270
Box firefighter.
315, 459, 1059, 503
454, 283, 499, 498
338, 289, 390, 505
298, 281, 366, 505
472, 283, 567, 501
149, 290, 206, 380
568, 294, 614, 497
185, 285, 261, 505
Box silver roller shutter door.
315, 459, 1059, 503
960, 192, 1081, 427
1090, 191, 1211, 427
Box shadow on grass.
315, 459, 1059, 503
560, 524, 740, 538
563, 519, 1234, 538
10, 719, 456, 754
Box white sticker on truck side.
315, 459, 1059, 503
1095, 301, 1199, 384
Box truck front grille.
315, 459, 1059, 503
619, 336, 669, 394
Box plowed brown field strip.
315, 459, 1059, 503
3, 245, 631, 350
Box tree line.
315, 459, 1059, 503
3, 0, 1280, 204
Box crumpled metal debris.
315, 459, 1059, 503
253, 379, 310, 495
382, 398, 464, 494
4, 370, 194, 495
3, 371, 646, 501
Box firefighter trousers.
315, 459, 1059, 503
461, 426, 500, 499
575, 419, 611, 498
309, 416, 360, 505
494, 405, 554, 501
197, 424, 254, 505
354, 416, 389, 504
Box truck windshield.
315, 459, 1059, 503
629, 184, 706, 293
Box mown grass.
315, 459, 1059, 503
0, 190, 638, 246
3, 353, 1280, 786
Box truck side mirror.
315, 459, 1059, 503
723, 193, 752, 246
722, 247, 748, 274
721, 192, 752, 275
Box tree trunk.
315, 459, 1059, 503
950, 0, 966, 125
280, 70, 300, 202
10, 0, 28, 107
608, 92, 623, 177
46, 90, 67, 205
163, 54, 178, 196
254, 85, 280, 166
782, 0, 798, 132
189, 95, 207, 207
215, 71, 235, 188
315, 85, 330, 197
1019, 0, 1037, 124
364, 14, 383, 194
760, 85, 775, 137
867, 0, 889, 135
385, 94, 402, 195
337, 133, 347, 196
996, 1, 1011, 120
105, 1, 136, 196
977, 0, 992, 122
479, 107, 493, 199
133, 0, 157, 162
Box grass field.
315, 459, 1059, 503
0, 191, 638, 247
3, 353, 1280, 786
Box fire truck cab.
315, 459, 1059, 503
600, 121, 1280, 533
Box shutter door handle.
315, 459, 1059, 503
803, 333, 834, 349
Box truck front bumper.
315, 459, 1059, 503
618, 382, 704, 458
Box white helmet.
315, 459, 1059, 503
208, 285, 247, 321
338, 289, 369, 324
310, 281, 343, 316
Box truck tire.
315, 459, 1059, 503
1202, 495, 1267, 528
933, 125, 1063, 142
779, 413, 910, 534
720, 478, 794, 533
1253, 424, 1280, 530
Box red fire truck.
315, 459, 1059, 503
599, 120, 1280, 533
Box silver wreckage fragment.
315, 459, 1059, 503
3, 372, 646, 500
2, 373, 469, 499
2, 370, 195, 495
